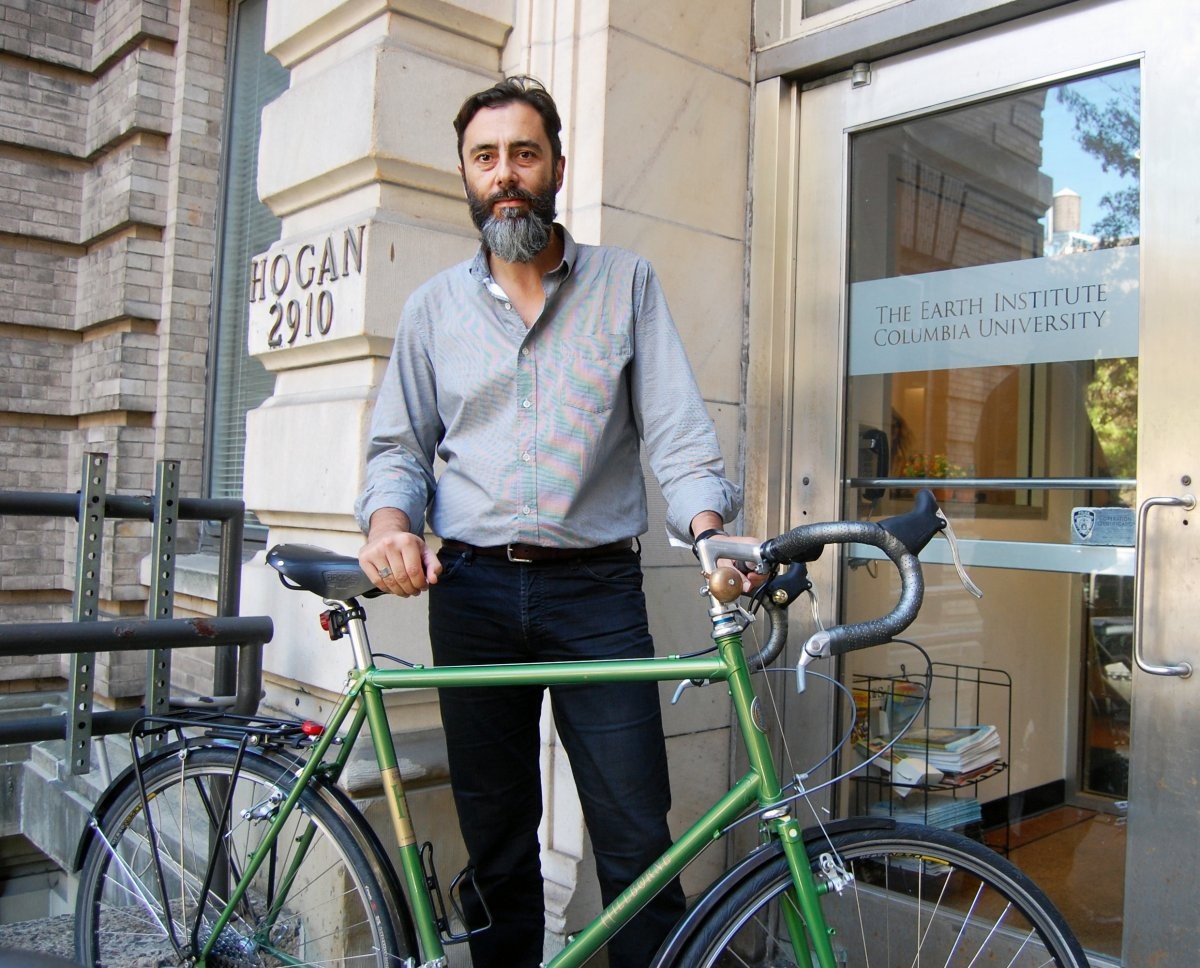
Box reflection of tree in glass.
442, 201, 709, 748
1061, 75, 1139, 495
1057, 79, 1140, 245
1086, 357, 1137, 498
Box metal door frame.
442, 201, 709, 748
747, 2, 1200, 963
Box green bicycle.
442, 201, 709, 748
72, 491, 1088, 967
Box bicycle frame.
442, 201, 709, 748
197, 594, 838, 968
83, 501, 1073, 968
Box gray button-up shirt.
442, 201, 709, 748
355, 227, 741, 547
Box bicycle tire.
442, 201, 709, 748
664, 822, 1088, 967
75, 744, 412, 967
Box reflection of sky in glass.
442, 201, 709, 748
1040, 70, 1139, 237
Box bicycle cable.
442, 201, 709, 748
372, 652, 421, 668
719, 638, 936, 845
782, 638, 934, 800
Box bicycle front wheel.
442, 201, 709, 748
75, 744, 408, 967
669, 822, 1088, 967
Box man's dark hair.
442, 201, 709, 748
454, 75, 563, 164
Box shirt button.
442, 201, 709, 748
521, 347, 531, 357
504, 302, 513, 311
521, 452, 531, 462
521, 399, 531, 408
522, 505, 533, 515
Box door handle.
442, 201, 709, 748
1133, 493, 1196, 677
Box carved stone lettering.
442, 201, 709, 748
248, 224, 367, 349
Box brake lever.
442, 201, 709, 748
936, 508, 983, 599
794, 590, 826, 694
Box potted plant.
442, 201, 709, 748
898, 452, 972, 502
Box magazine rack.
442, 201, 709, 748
847, 661, 1013, 853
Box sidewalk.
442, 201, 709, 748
0, 913, 75, 961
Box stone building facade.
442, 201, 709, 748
238, 0, 754, 949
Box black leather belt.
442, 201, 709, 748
440, 538, 633, 563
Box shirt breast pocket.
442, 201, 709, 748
559, 337, 631, 414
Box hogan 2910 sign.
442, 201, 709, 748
248, 224, 367, 352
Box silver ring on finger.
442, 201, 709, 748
378, 565, 392, 579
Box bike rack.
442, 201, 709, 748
0, 453, 274, 773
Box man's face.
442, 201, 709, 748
459, 101, 565, 263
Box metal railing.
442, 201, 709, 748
0, 453, 273, 773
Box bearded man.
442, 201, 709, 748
355, 76, 742, 968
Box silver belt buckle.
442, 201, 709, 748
506, 543, 534, 563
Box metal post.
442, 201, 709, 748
1, 467, 271, 761
67, 453, 107, 775
214, 496, 244, 711
144, 460, 180, 735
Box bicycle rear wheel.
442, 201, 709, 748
75, 744, 409, 967
667, 822, 1088, 967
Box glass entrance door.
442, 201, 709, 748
840, 64, 1139, 961
757, 2, 1200, 964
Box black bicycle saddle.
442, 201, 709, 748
266, 544, 382, 600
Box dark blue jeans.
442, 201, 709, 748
428, 547, 686, 968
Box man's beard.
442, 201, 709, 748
467, 183, 557, 263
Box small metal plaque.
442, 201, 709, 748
1070, 506, 1135, 546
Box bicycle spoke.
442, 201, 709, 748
666, 826, 1085, 968
76, 746, 404, 967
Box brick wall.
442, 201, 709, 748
1, 0, 231, 699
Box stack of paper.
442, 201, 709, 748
869, 793, 982, 829
892, 724, 1000, 774
855, 742, 944, 796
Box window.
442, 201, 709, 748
845, 68, 1140, 523
207, 0, 289, 518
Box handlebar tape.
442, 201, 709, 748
759, 519, 925, 657
746, 599, 788, 672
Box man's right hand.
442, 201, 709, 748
359, 509, 443, 597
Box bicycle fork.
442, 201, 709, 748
774, 813, 841, 966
